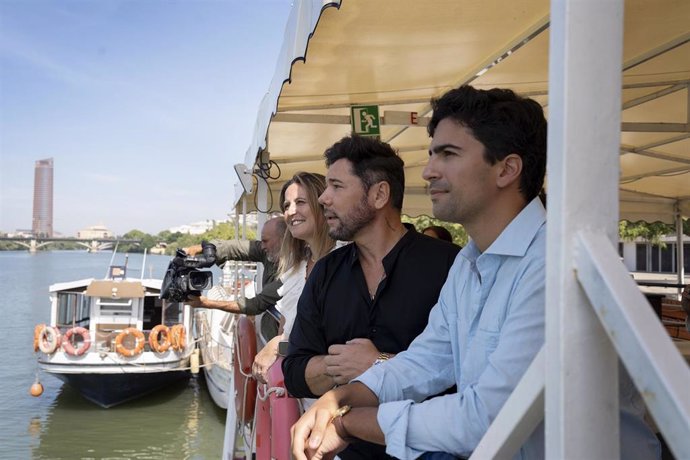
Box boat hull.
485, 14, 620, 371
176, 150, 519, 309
50, 369, 190, 408
39, 353, 193, 408
194, 308, 235, 409
202, 364, 231, 409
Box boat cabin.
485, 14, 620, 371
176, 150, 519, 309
49, 275, 185, 353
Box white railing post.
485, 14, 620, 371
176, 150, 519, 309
575, 231, 690, 459
676, 203, 685, 294
546, 0, 624, 458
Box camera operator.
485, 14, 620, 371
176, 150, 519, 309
184, 216, 287, 339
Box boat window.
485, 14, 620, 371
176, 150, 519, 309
98, 298, 133, 316
142, 295, 163, 330
57, 293, 90, 327
163, 301, 183, 326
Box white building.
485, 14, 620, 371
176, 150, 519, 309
168, 213, 261, 236
77, 225, 113, 239
168, 220, 216, 235
620, 235, 690, 275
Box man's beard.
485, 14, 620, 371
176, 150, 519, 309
327, 197, 376, 241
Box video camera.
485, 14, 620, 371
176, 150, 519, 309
160, 241, 217, 302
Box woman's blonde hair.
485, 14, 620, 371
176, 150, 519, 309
277, 172, 335, 275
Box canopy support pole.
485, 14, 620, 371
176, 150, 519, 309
546, 0, 624, 457
676, 202, 686, 295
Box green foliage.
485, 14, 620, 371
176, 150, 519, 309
157, 230, 173, 242
0, 240, 82, 251
0, 241, 25, 251
619, 221, 673, 246
618, 219, 689, 246
111, 222, 258, 255
403, 217, 689, 248
205, 221, 256, 241
165, 233, 201, 254
118, 229, 155, 253
402, 214, 468, 247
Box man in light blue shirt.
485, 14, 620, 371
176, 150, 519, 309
291, 85, 660, 460
364, 196, 547, 459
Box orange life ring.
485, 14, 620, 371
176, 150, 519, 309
170, 324, 186, 352
115, 328, 146, 357
62, 327, 91, 356
148, 325, 171, 353
38, 326, 61, 354
33, 324, 46, 352
234, 316, 257, 423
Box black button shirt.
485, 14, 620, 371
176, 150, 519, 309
283, 224, 459, 460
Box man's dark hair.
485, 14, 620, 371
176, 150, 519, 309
324, 135, 405, 210
428, 85, 547, 202
422, 225, 453, 243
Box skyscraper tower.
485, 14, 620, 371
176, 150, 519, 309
32, 158, 54, 237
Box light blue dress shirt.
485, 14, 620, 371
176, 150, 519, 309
356, 198, 660, 459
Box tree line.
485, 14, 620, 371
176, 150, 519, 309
1, 217, 687, 253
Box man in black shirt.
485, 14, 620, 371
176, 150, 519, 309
283, 135, 459, 460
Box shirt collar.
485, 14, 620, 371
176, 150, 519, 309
349, 222, 417, 268
461, 197, 546, 260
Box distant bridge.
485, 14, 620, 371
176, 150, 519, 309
0, 237, 142, 253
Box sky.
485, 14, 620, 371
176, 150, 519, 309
0, 0, 293, 236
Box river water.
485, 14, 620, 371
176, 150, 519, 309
0, 250, 226, 459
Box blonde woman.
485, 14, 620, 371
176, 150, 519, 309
251, 172, 335, 383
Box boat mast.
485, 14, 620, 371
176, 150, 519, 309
105, 241, 120, 278
140, 248, 148, 280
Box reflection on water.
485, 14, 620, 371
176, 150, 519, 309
32, 376, 226, 460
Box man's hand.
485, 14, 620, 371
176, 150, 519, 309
291, 395, 345, 460
186, 295, 207, 308
325, 338, 380, 385
292, 384, 382, 458
183, 244, 202, 256
304, 424, 349, 460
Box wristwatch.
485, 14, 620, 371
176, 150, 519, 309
373, 352, 391, 366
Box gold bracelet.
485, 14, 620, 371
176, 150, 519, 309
330, 404, 351, 422
330, 405, 356, 443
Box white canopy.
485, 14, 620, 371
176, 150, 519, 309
236, 0, 690, 223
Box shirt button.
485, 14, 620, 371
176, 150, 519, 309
370, 328, 377, 334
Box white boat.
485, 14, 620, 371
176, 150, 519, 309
34, 258, 196, 408
194, 306, 235, 409
195, 262, 297, 460
194, 264, 258, 410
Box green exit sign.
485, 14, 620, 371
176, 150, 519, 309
351, 105, 380, 137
